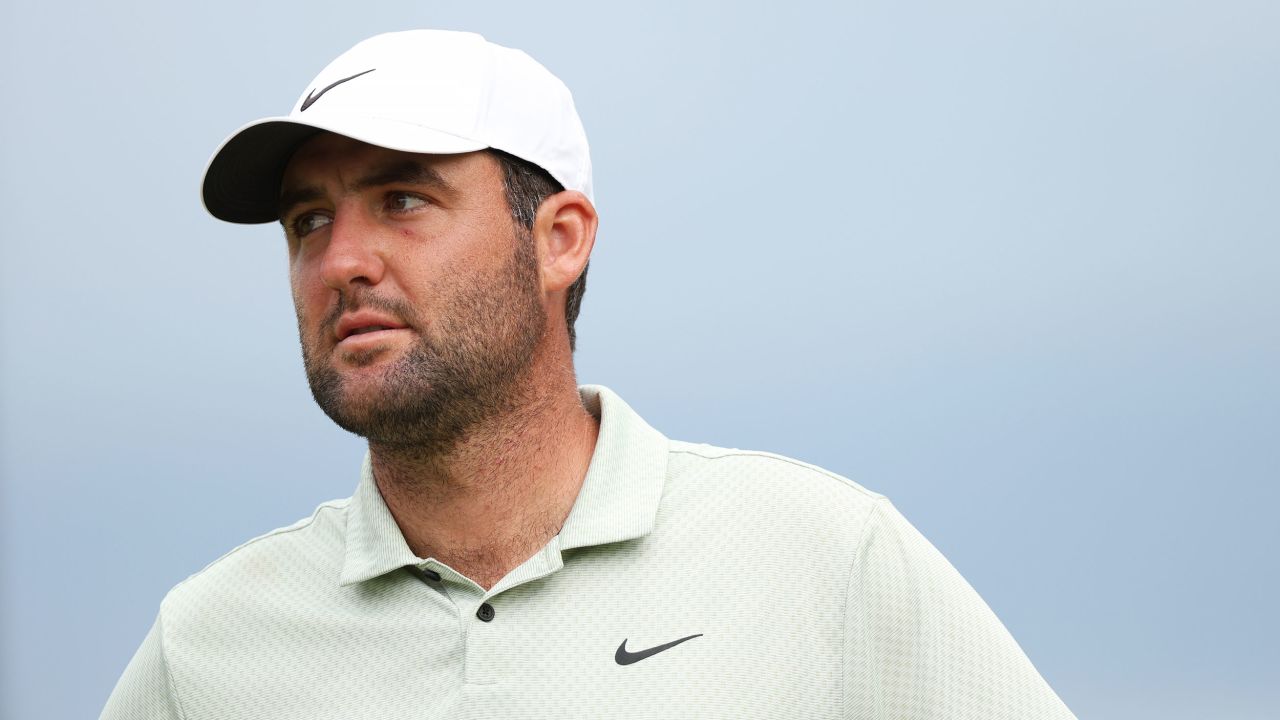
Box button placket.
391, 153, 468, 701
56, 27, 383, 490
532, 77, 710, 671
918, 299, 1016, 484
461, 544, 563, 685
464, 596, 503, 685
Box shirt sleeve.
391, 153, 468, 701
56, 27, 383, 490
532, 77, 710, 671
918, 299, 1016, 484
101, 615, 185, 720
842, 498, 1076, 719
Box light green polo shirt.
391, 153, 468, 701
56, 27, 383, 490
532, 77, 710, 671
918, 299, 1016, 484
102, 385, 1075, 719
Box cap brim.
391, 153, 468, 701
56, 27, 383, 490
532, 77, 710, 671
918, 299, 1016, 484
201, 116, 489, 224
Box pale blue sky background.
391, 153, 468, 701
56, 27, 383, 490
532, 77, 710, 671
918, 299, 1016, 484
2, 1, 1278, 718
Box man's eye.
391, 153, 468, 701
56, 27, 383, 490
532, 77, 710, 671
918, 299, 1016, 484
292, 212, 332, 237
387, 193, 428, 212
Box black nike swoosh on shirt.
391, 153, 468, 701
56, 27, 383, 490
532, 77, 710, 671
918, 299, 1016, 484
300, 68, 376, 112
614, 634, 703, 665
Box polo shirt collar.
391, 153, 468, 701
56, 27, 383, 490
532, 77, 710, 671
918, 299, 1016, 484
339, 455, 421, 586
556, 385, 669, 551
339, 384, 669, 586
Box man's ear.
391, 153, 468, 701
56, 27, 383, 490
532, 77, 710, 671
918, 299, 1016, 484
532, 190, 597, 293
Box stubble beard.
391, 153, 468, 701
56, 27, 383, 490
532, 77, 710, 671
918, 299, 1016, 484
299, 235, 547, 458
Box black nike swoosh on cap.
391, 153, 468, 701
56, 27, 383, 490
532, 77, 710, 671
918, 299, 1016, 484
614, 634, 703, 665
300, 68, 376, 112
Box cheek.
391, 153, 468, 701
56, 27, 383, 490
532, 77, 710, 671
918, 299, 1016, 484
288, 267, 307, 308
289, 268, 328, 329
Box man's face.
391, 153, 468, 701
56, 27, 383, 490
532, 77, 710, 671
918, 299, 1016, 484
279, 134, 547, 449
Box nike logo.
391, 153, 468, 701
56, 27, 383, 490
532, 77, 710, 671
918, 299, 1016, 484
300, 68, 376, 112
614, 634, 703, 665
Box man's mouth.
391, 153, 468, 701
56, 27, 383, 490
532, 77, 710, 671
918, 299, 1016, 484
335, 313, 411, 342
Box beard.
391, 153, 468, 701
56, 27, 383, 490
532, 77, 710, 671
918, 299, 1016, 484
298, 233, 547, 454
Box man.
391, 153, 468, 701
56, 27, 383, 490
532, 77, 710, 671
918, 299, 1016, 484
103, 30, 1076, 719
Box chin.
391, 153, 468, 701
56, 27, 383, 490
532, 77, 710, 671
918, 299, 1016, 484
336, 345, 401, 369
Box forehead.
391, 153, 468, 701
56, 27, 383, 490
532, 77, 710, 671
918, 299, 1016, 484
279, 133, 502, 201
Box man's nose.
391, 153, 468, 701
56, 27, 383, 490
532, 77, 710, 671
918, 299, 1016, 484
318, 208, 386, 291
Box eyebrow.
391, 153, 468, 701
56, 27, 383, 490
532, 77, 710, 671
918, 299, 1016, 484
277, 159, 453, 221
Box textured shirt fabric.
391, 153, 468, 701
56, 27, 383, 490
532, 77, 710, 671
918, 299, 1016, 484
102, 385, 1076, 719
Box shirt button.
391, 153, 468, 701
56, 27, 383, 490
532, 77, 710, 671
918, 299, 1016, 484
418, 567, 442, 582
476, 603, 496, 622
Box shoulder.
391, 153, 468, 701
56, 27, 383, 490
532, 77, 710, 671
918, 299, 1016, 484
667, 439, 884, 505
157, 498, 350, 620
661, 439, 887, 552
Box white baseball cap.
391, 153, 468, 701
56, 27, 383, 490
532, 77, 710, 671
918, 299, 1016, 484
201, 30, 593, 223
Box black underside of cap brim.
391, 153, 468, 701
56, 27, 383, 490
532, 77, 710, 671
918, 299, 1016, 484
202, 121, 326, 224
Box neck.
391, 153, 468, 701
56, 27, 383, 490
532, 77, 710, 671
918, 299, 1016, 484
369, 371, 599, 590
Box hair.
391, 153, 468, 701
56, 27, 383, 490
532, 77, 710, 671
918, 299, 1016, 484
490, 149, 589, 352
